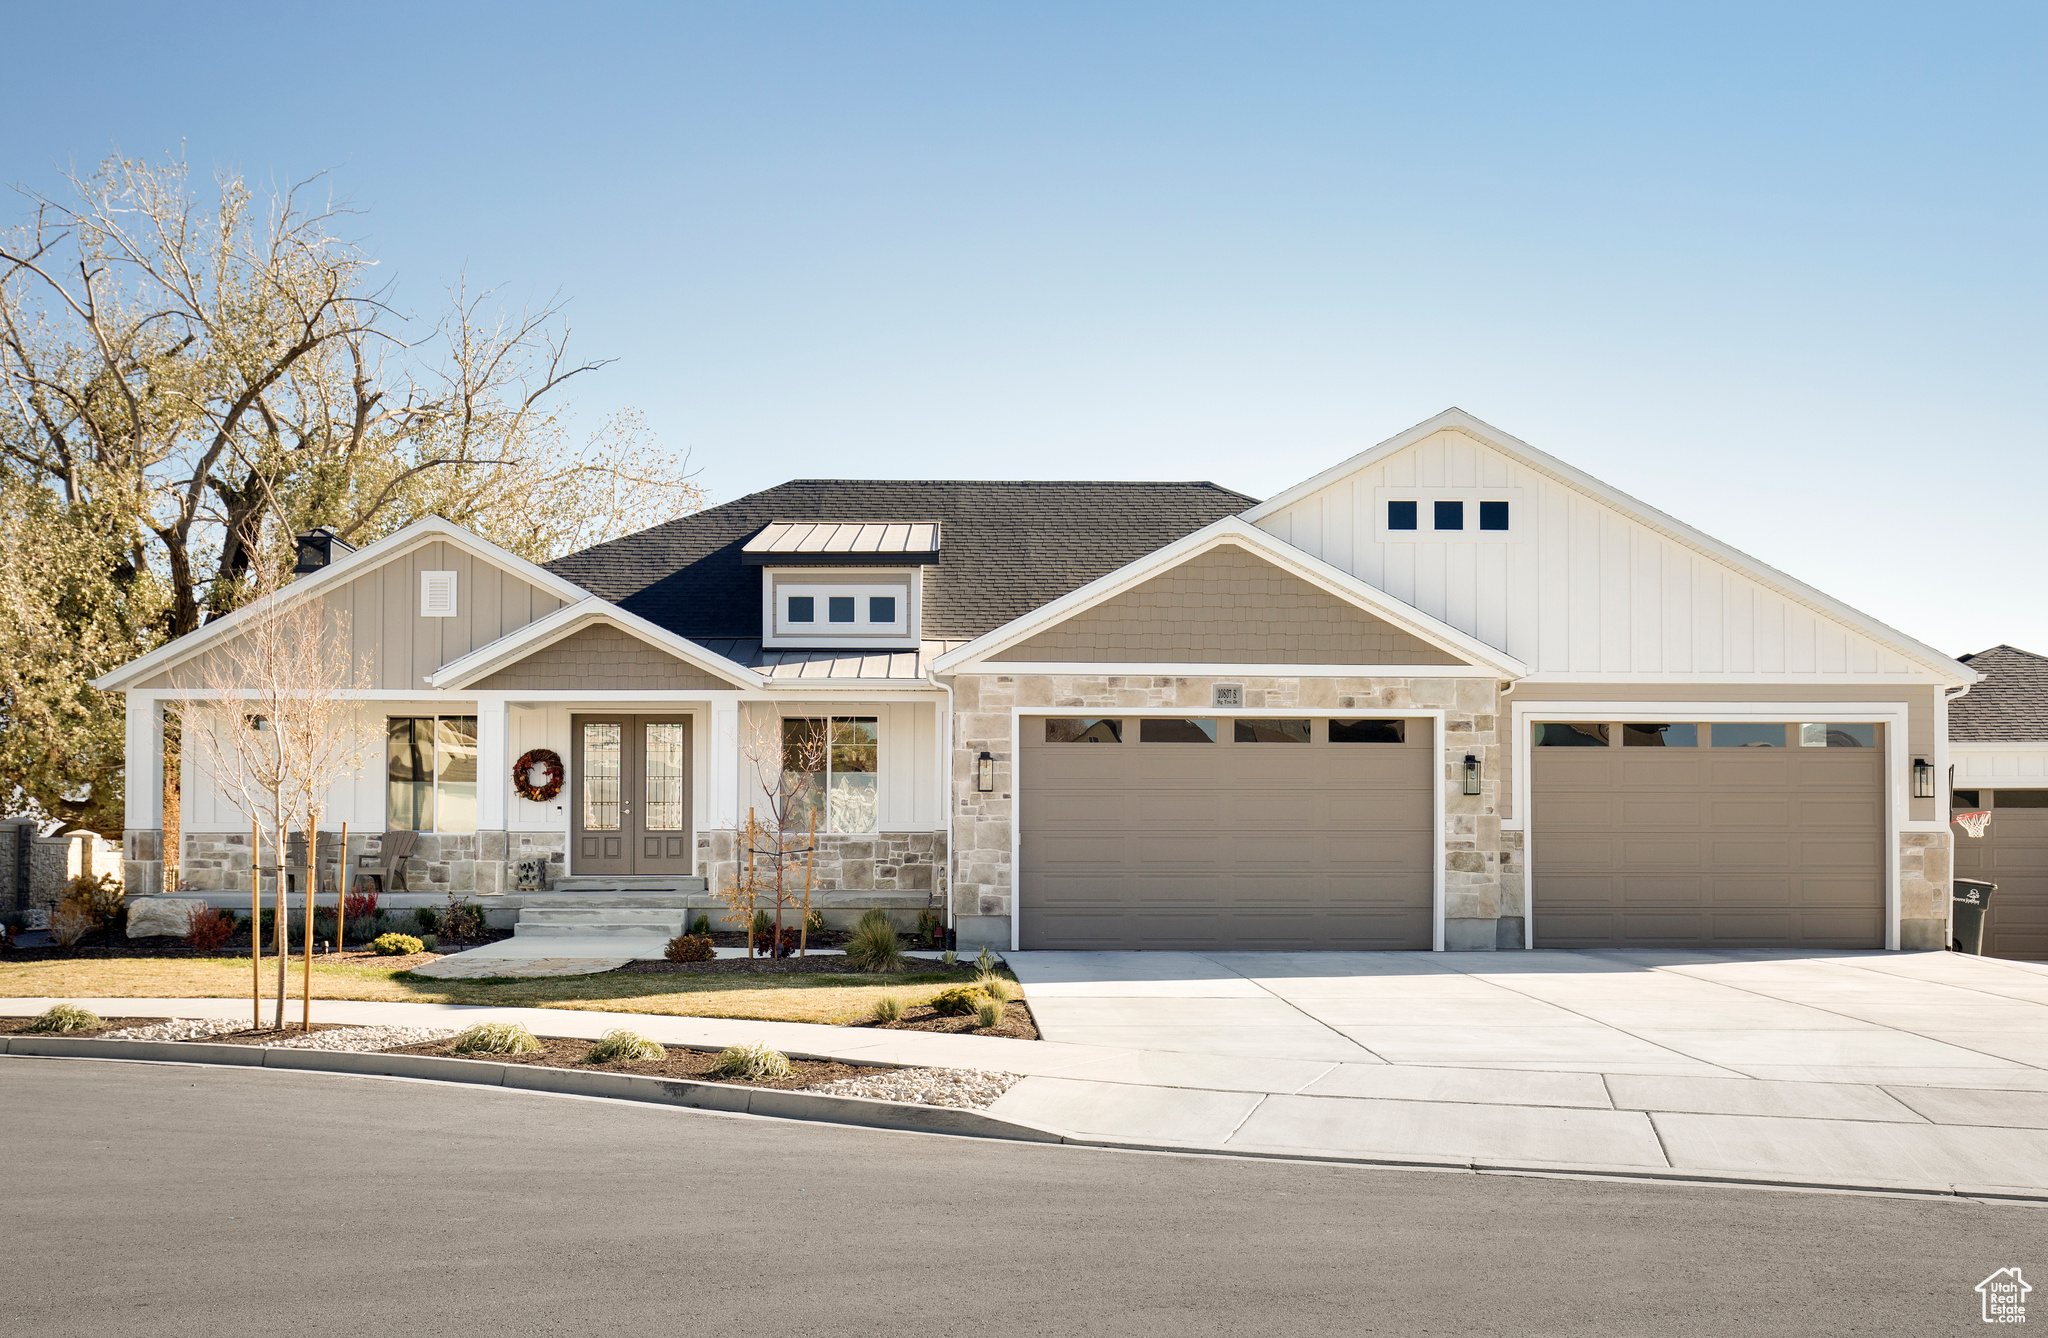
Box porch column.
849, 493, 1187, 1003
122, 694, 166, 896
474, 699, 510, 896
710, 701, 741, 831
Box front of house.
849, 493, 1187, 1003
98, 409, 1979, 953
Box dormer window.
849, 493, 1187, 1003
764, 570, 919, 647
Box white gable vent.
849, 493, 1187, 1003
1213, 683, 1243, 709
420, 570, 458, 617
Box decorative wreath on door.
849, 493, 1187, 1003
513, 749, 565, 803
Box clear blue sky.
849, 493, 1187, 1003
7, 3, 2042, 657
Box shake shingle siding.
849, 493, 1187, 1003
546, 480, 1258, 641
1952, 645, 2048, 742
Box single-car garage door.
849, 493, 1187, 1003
1019, 715, 1434, 950
1532, 721, 1885, 949
1952, 789, 2048, 960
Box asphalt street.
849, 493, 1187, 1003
3, 1057, 2039, 1336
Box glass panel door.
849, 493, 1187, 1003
570, 715, 691, 876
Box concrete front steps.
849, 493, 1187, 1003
512, 905, 688, 939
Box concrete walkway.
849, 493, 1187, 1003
9, 949, 2048, 1196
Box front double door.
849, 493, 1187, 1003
571, 715, 694, 877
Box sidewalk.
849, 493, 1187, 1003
8, 951, 2048, 1199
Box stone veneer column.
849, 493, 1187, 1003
1898, 829, 1953, 950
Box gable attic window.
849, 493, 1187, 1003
420, 570, 458, 617
1387, 500, 1417, 531
1433, 501, 1464, 531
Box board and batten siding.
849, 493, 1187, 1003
138, 541, 570, 691
1254, 429, 1920, 679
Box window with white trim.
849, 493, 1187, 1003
782, 717, 879, 833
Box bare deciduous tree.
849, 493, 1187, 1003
714, 715, 828, 956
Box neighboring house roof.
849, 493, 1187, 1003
1951, 645, 2048, 741
546, 480, 1259, 641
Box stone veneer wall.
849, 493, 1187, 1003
1898, 829, 1952, 951
179, 830, 565, 902
695, 829, 946, 927
951, 671, 1508, 951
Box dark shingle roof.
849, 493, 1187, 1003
1952, 645, 2048, 741
546, 480, 1259, 641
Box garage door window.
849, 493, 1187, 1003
1995, 790, 2048, 808
1710, 723, 1785, 748
1954, 789, 1982, 809
1799, 723, 1876, 748
1140, 718, 1217, 743
1623, 723, 1698, 747
1045, 718, 1121, 743
1329, 719, 1404, 743
1236, 719, 1310, 743
1536, 723, 1610, 747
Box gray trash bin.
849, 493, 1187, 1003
1952, 879, 1995, 954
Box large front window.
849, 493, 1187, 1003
782, 717, 879, 834
387, 716, 478, 832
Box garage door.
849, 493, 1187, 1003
1019, 715, 1434, 950
1532, 721, 1885, 949
1952, 789, 2048, 960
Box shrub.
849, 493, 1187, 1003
417, 934, 439, 952
977, 973, 1014, 1004
755, 924, 799, 958
343, 886, 380, 921
59, 873, 125, 944
344, 915, 382, 943
413, 906, 440, 934
439, 900, 486, 943
27, 1003, 103, 1032
973, 996, 1003, 1029
917, 908, 944, 945
928, 985, 984, 1017
941, 950, 958, 967
842, 913, 903, 973
804, 908, 827, 935
49, 905, 93, 948
584, 1029, 666, 1064
450, 1022, 542, 1055
709, 1041, 792, 1081
183, 904, 236, 952
371, 932, 424, 956
665, 933, 715, 963
872, 995, 904, 1024
689, 914, 712, 936
751, 908, 773, 937
974, 945, 997, 974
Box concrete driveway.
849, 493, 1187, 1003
997, 949, 2048, 1192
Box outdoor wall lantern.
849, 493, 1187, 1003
1462, 754, 1481, 796
1912, 757, 1935, 800
976, 751, 996, 793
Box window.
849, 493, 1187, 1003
581, 722, 621, 831
783, 717, 879, 834
1387, 500, 1418, 531
1479, 501, 1510, 531
1994, 789, 2048, 808
1434, 500, 1464, 531
828, 596, 856, 623
1141, 718, 1217, 742
1237, 719, 1310, 743
387, 716, 478, 832
1711, 723, 1785, 748
420, 570, 457, 617
771, 579, 911, 639
1624, 723, 1698, 748
1045, 718, 1121, 743
869, 595, 896, 623
1536, 723, 1609, 747
787, 596, 815, 623
1329, 718, 1405, 743
1953, 790, 1981, 809
644, 722, 686, 831
1798, 723, 1876, 748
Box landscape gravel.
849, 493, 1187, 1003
100, 1018, 244, 1042
805, 1066, 1021, 1110
95, 1019, 460, 1051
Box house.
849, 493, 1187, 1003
1947, 645, 2048, 959
96, 408, 1980, 953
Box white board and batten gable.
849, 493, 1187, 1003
1248, 409, 1972, 687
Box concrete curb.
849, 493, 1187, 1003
7, 1037, 2044, 1202
0, 1036, 1063, 1144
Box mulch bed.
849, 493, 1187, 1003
1, 936, 500, 965
616, 955, 976, 978
383, 1034, 885, 1089
860, 998, 1039, 1041
0, 1016, 167, 1037
697, 929, 951, 952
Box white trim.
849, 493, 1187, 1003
760, 568, 923, 651
1507, 699, 1912, 952
951, 661, 1494, 678
1005, 706, 1450, 952
1244, 408, 1977, 689
93, 517, 593, 691
932, 516, 1527, 679
426, 599, 766, 691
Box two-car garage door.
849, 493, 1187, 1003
1019, 716, 1434, 950
1531, 721, 1887, 949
